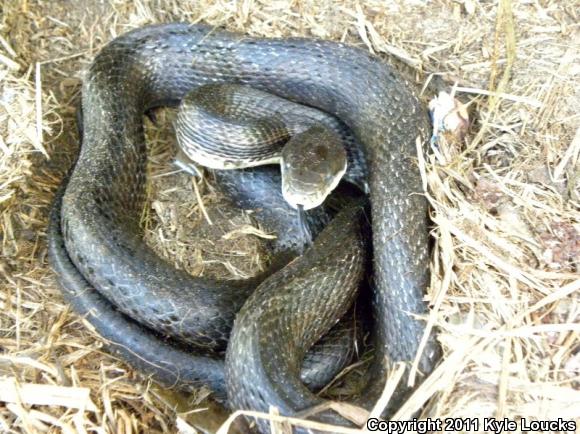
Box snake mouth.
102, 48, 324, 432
282, 186, 328, 211
281, 160, 348, 210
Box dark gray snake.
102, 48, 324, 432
47, 23, 440, 428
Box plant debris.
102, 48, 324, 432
1, 0, 578, 432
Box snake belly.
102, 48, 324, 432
52, 22, 440, 421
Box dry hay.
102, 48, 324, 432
1, 0, 579, 432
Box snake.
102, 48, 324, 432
47, 22, 440, 429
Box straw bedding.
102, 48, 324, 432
0, 0, 578, 432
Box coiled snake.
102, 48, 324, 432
48, 23, 440, 429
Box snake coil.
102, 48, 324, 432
48, 23, 440, 429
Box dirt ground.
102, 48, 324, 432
0, 0, 578, 433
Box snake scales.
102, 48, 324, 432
48, 23, 440, 428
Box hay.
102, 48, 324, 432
1, 0, 578, 432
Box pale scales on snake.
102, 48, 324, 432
47, 22, 440, 430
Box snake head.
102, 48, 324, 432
281, 125, 347, 210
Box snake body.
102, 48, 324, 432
49, 166, 359, 398
49, 23, 439, 426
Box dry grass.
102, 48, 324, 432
1, 0, 579, 432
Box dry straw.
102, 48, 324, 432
1, 0, 578, 433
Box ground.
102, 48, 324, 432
0, 0, 578, 433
